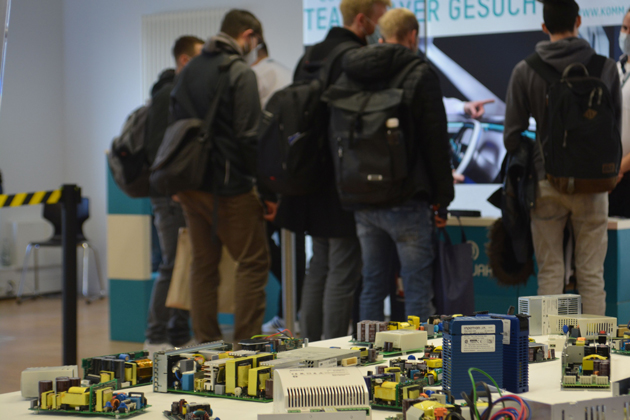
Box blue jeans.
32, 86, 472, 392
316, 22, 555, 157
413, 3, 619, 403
146, 197, 191, 346
356, 201, 435, 321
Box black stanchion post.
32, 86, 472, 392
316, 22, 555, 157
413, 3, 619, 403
61, 184, 80, 365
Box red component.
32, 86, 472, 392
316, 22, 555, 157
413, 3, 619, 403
270, 176, 276, 181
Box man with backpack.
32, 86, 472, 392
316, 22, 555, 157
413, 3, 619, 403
144, 35, 204, 351
169, 10, 270, 343
325, 7, 453, 321
271, 0, 390, 342
504, 0, 622, 315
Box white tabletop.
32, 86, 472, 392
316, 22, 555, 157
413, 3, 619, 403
2, 336, 630, 419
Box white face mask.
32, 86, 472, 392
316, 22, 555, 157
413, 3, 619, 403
244, 38, 262, 66
620, 32, 630, 56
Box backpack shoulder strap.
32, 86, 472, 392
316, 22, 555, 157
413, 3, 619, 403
320, 40, 361, 87
202, 54, 242, 129
585, 54, 607, 79
525, 52, 560, 85
390, 58, 424, 89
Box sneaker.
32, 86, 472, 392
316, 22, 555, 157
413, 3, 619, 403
143, 340, 171, 358
173, 338, 197, 349
262, 316, 286, 334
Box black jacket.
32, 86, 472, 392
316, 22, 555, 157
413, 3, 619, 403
275, 27, 365, 238
170, 33, 261, 196
145, 69, 175, 167
339, 43, 454, 208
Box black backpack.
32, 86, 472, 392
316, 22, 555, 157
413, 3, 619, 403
257, 41, 359, 196
526, 53, 621, 194
322, 59, 420, 207
150, 55, 240, 196
107, 104, 151, 198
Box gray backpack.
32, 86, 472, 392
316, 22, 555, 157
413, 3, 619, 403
107, 104, 151, 198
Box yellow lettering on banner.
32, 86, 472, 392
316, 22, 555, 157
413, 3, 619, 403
30, 191, 46, 205
47, 190, 61, 204
0, 195, 7, 207
10, 193, 27, 207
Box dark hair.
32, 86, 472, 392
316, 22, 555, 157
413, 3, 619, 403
258, 41, 268, 57
172, 35, 204, 59
220, 9, 263, 40
540, 0, 579, 34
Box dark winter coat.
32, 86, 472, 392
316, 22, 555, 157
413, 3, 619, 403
274, 27, 365, 238
337, 43, 454, 209
170, 33, 261, 196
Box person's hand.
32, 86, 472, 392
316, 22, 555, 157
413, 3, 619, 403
452, 170, 465, 184
263, 200, 278, 222
171, 194, 180, 202
618, 171, 625, 183
433, 205, 448, 228
463, 99, 495, 119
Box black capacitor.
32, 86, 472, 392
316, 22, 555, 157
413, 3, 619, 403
584, 346, 596, 357
56, 377, 70, 393
171, 401, 180, 414
596, 345, 611, 358
68, 377, 81, 387
86, 374, 101, 384
593, 360, 602, 375
38, 380, 53, 405
113, 359, 126, 380
91, 357, 104, 374
101, 358, 113, 372
600, 360, 611, 378
376, 366, 385, 375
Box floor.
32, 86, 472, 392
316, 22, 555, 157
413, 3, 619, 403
0, 295, 142, 394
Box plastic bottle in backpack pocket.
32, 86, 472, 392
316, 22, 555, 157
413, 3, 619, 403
386, 118, 408, 180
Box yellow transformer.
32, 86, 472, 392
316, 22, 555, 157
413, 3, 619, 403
407, 316, 420, 329
226, 353, 274, 394
401, 384, 421, 400
374, 381, 397, 402
60, 387, 90, 408
248, 367, 271, 397
95, 387, 113, 412
583, 354, 607, 372
426, 359, 443, 369
100, 371, 114, 383
384, 367, 401, 382
351, 347, 369, 359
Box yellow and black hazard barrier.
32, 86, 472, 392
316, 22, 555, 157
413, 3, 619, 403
0, 189, 62, 208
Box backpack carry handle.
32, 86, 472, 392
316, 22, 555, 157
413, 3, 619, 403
561, 62, 589, 80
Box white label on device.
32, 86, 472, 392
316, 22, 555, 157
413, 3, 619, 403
462, 335, 496, 353
502, 320, 511, 345
461, 325, 496, 334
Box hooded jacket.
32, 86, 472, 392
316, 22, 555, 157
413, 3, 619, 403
145, 68, 175, 167
170, 33, 261, 196
337, 43, 454, 208
504, 37, 622, 182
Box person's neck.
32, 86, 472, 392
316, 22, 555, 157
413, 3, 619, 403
549, 31, 577, 43
344, 24, 366, 43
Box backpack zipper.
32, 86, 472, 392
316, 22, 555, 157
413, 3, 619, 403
224, 159, 230, 185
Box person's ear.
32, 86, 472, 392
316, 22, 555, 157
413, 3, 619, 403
542, 23, 550, 35
575, 15, 582, 30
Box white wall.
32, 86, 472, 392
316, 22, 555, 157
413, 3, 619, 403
0, 0, 65, 260
61, 0, 304, 282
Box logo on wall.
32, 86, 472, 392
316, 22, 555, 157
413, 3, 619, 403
468, 240, 480, 261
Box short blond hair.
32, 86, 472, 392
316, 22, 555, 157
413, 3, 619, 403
340, 0, 393, 26
379, 8, 419, 41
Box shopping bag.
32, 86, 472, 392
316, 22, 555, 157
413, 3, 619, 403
166, 227, 192, 310
165, 227, 237, 313
433, 226, 475, 315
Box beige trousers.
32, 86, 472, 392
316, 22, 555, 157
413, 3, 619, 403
530, 180, 608, 315
179, 189, 270, 342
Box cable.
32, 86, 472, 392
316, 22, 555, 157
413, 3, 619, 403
467, 368, 503, 420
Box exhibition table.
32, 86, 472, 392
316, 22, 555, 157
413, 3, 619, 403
3, 336, 630, 419
446, 217, 630, 321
